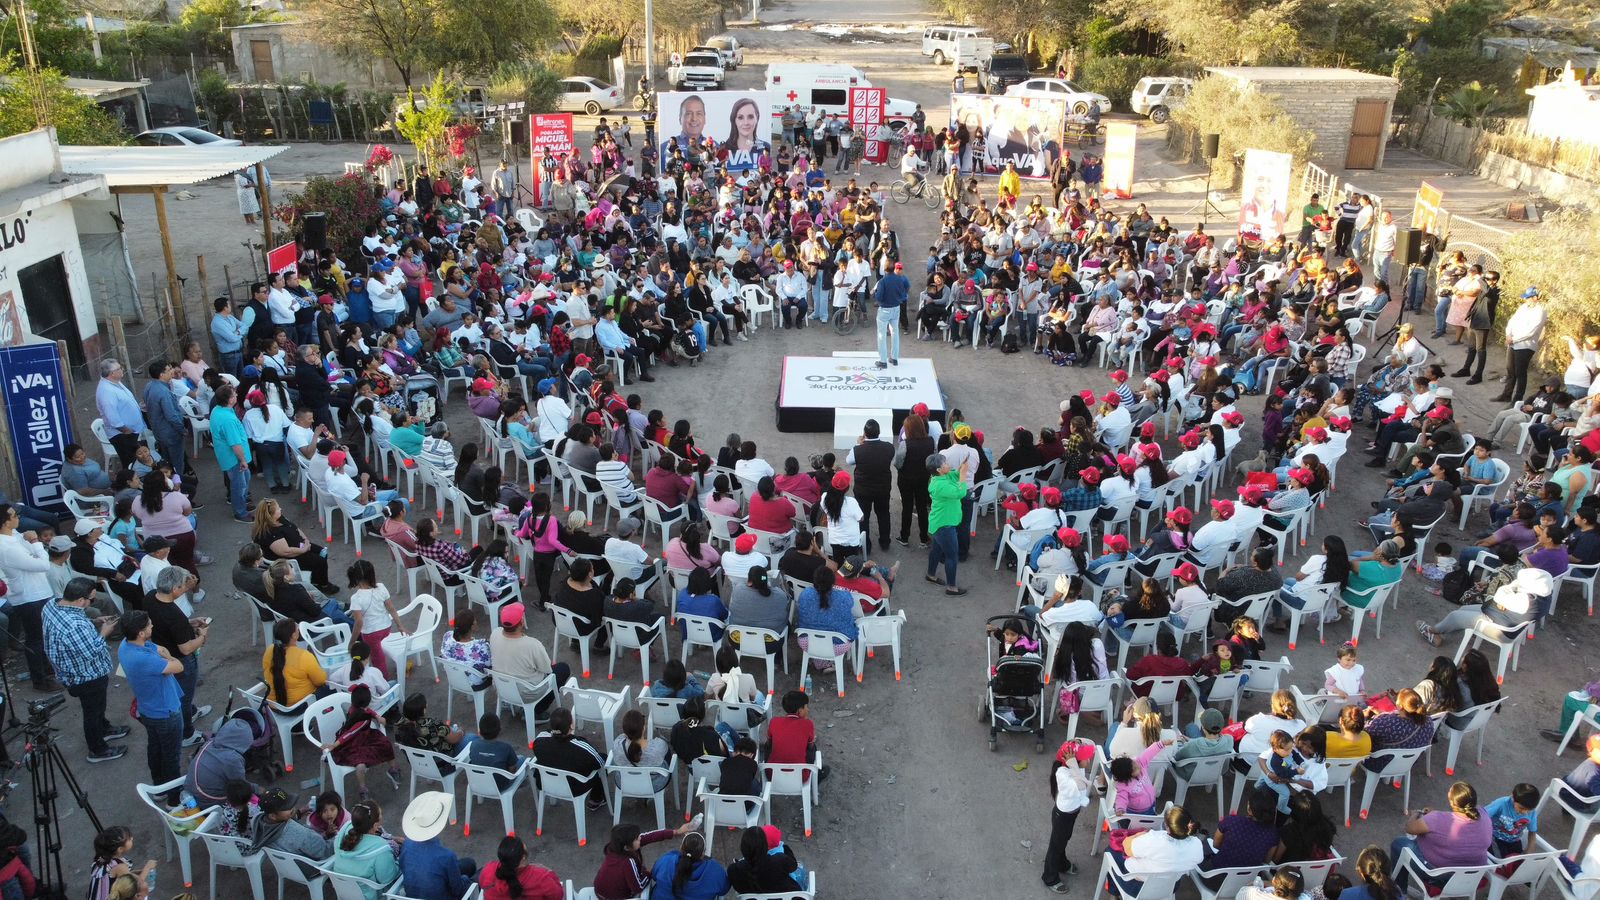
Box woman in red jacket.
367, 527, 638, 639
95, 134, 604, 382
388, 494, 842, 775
479, 835, 562, 900
592, 821, 699, 900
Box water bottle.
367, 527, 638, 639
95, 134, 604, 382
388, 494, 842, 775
689, 813, 704, 830
146, 866, 157, 896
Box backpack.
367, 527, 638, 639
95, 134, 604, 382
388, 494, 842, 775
1441, 567, 1474, 604
1000, 330, 1021, 354
1027, 531, 1062, 571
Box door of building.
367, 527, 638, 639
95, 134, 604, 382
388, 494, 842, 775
251, 40, 276, 82
1345, 99, 1387, 169
17, 255, 85, 370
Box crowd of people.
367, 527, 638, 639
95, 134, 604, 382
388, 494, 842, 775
0, 91, 1592, 900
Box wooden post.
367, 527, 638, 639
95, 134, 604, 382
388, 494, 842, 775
198, 254, 218, 362
151, 186, 191, 344
55, 340, 75, 404
109, 316, 131, 388
223, 264, 235, 301
256, 161, 274, 273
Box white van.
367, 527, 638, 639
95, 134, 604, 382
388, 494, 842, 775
921, 24, 984, 65
765, 63, 919, 135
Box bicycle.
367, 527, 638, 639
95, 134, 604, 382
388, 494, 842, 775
890, 176, 944, 208
833, 289, 869, 336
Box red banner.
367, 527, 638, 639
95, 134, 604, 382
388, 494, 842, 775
1103, 122, 1138, 199
267, 241, 297, 274
850, 87, 888, 165
529, 113, 575, 206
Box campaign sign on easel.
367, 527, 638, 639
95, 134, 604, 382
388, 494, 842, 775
0, 342, 73, 514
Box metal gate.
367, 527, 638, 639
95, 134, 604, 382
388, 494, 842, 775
1345, 99, 1387, 169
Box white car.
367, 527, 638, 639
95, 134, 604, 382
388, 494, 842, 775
702, 35, 744, 69
555, 77, 623, 116
1004, 78, 1112, 115
134, 126, 241, 147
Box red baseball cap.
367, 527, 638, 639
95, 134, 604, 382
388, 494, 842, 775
1106, 534, 1130, 553
831, 471, 852, 490
912, 402, 930, 416
328, 449, 348, 469
1210, 499, 1236, 519
734, 533, 758, 554
1179, 430, 1202, 449
1174, 561, 1200, 582
1110, 369, 1129, 383
1222, 411, 1245, 426
1079, 466, 1102, 485
1169, 506, 1193, 526
1056, 527, 1082, 547
1116, 455, 1137, 473
1102, 392, 1121, 407
1018, 483, 1039, 499
1140, 422, 1157, 439
1041, 486, 1062, 505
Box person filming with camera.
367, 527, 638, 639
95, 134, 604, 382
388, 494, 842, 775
43, 577, 130, 765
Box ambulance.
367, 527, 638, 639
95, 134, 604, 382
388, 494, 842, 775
764, 63, 919, 136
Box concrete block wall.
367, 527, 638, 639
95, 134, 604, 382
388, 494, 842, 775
1227, 76, 1397, 169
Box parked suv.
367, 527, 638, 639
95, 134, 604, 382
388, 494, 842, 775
979, 53, 1030, 94
922, 24, 984, 65
1130, 76, 1193, 124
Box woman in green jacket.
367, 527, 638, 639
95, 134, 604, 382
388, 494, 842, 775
925, 453, 971, 596
331, 801, 400, 898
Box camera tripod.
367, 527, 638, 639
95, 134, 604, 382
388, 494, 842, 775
23, 709, 102, 900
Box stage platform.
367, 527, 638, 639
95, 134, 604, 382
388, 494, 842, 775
775, 353, 947, 446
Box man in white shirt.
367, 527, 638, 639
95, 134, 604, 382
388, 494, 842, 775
266, 271, 298, 328
733, 447, 776, 485
1025, 572, 1106, 629
1095, 393, 1132, 450
775, 261, 809, 329
324, 449, 406, 518
603, 518, 651, 581
721, 533, 769, 584
564, 291, 597, 342
368, 262, 407, 330
1188, 500, 1237, 568
714, 236, 742, 268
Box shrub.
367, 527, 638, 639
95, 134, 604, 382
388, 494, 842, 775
285, 173, 384, 262
1169, 75, 1313, 187
1078, 55, 1175, 111
1499, 206, 1600, 371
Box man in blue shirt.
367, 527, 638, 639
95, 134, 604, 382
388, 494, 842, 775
594, 305, 655, 383
398, 792, 477, 897
210, 297, 245, 376
208, 384, 254, 522
44, 577, 128, 764
142, 360, 192, 491
95, 359, 147, 466
118, 609, 186, 801
872, 261, 909, 370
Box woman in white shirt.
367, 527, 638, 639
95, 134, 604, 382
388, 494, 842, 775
1042, 744, 1093, 891
329, 640, 394, 698
1119, 806, 1207, 889
820, 473, 864, 564
1238, 690, 1308, 756
534, 379, 573, 446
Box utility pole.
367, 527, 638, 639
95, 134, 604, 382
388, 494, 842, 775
643, 0, 655, 85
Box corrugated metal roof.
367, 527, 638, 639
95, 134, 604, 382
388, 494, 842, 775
56, 144, 290, 188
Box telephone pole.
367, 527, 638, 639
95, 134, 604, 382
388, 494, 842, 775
11, 0, 52, 128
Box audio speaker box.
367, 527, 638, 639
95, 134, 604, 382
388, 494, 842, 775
302, 212, 328, 252
1202, 133, 1221, 160
1395, 228, 1423, 267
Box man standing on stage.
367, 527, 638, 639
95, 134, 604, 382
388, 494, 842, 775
873, 262, 909, 370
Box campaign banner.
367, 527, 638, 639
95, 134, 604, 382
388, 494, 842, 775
1238, 148, 1294, 243
266, 241, 297, 274
948, 94, 1067, 177
657, 91, 775, 173
1413, 181, 1444, 235
1102, 121, 1137, 199
0, 342, 73, 515
530, 113, 575, 205
850, 87, 888, 164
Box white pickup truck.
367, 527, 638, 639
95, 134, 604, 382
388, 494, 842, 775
668, 51, 725, 91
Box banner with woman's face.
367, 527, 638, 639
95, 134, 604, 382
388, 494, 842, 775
657, 91, 776, 174
948, 93, 1068, 176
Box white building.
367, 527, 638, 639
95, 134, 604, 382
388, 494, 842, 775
1525, 63, 1600, 148
0, 129, 113, 370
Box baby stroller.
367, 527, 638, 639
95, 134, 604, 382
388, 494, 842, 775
404, 372, 442, 423
980, 615, 1047, 752
214, 694, 284, 783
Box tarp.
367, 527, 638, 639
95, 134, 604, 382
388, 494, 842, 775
57, 144, 290, 188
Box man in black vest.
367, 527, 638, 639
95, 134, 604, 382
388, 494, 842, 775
847, 418, 896, 552
243, 282, 275, 349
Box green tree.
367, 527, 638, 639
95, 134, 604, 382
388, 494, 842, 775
488, 60, 564, 113
1169, 75, 1314, 185
1110, 0, 1306, 66
394, 75, 456, 169
0, 0, 99, 74
300, 0, 558, 92
178, 0, 279, 55
0, 58, 128, 144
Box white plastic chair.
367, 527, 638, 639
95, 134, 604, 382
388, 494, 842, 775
299, 619, 353, 671
384, 539, 426, 600
607, 619, 667, 685
532, 761, 607, 846
1125, 673, 1195, 727
1538, 776, 1600, 854
1556, 700, 1600, 757
734, 871, 816, 900
1111, 618, 1164, 671
605, 750, 676, 831
491, 671, 559, 748
677, 613, 726, 667
1427, 698, 1503, 777
1357, 746, 1427, 821
1458, 458, 1511, 529
564, 683, 631, 747
136, 779, 218, 888
439, 655, 492, 726
695, 778, 771, 856
1054, 677, 1120, 736
303, 694, 361, 798
1282, 582, 1341, 651
320, 865, 400, 900
1488, 837, 1562, 900
1323, 755, 1366, 827
762, 756, 823, 837
1189, 864, 1272, 900
854, 610, 907, 683
641, 496, 688, 549
63, 490, 113, 519
1092, 848, 1186, 900
262, 846, 329, 900
549, 606, 598, 679
235, 683, 312, 776
1170, 753, 1231, 821
399, 743, 468, 808
740, 283, 777, 329
462, 758, 533, 837
383, 594, 444, 697
1390, 846, 1498, 900
731, 626, 788, 695
796, 628, 854, 698
196, 817, 267, 900
1341, 581, 1398, 647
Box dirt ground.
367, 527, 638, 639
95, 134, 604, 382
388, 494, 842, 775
42, 0, 1595, 896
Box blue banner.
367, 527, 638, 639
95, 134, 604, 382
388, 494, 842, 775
0, 343, 74, 515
